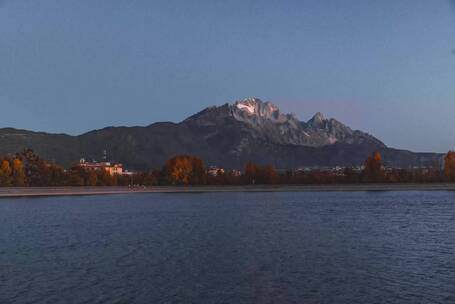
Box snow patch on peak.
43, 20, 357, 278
234, 97, 283, 119
234, 97, 264, 114
236, 102, 256, 114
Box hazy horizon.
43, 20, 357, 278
1, 1, 455, 153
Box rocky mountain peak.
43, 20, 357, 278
313, 112, 325, 121
233, 97, 280, 119
183, 97, 385, 148
308, 112, 326, 128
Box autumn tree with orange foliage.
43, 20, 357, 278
244, 162, 259, 184
261, 165, 279, 184
444, 151, 455, 181
163, 155, 206, 185
0, 159, 13, 186
0, 156, 27, 186
244, 162, 279, 184
12, 158, 26, 186
363, 151, 384, 182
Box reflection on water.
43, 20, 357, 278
1, 191, 455, 303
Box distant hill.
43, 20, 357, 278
0, 98, 443, 170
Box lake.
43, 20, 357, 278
1, 191, 455, 303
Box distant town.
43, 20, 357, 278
0, 149, 455, 187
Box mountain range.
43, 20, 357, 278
0, 98, 442, 170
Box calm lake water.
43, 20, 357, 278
1, 191, 455, 304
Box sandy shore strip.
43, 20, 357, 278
1, 184, 455, 198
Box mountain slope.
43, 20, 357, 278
185, 98, 385, 148
0, 98, 443, 170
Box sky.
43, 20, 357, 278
1, 0, 455, 152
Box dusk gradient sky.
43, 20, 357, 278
1, 0, 455, 152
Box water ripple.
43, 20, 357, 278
1, 191, 454, 303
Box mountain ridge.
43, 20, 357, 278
0, 98, 443, 170
186, 97, 386, 148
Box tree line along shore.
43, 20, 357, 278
1, 149, 455, 187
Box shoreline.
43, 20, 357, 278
1, 183, 455, 198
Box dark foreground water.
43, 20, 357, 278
1, 192, 455, 304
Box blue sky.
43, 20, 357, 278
1, 0, 455, 152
